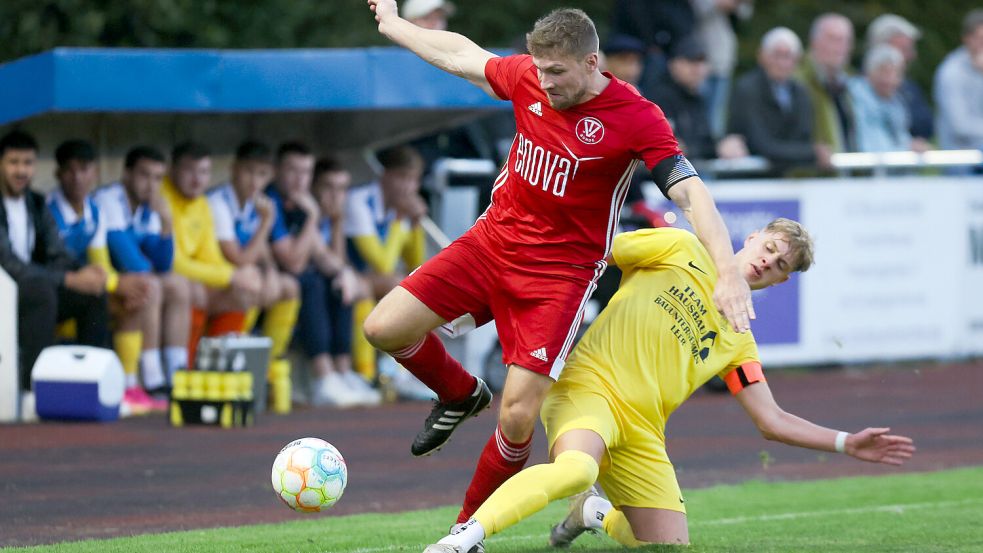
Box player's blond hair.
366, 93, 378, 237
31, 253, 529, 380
765, 218, 814, 272
526, 8, 599, 59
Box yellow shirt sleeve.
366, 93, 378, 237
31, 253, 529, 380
401, 225, 425, 271
86, 245, 119, 293
351, 220, 409, 274
163, 178, 235, 288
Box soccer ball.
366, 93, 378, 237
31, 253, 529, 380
271, 437, 348, 512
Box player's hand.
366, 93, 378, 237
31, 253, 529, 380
332, 266, 366, 305
291, 192, 321, 219
398, 194, 428, 223
150, 187, 173, 232
713, 265, 754, 333
65, 265, 108, 295
255, 195, 275, 225
368, 0, 399, 25
116, 273, 153, 311
845, 428, 916, 466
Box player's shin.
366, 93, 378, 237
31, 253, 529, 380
471, 450, 599, 536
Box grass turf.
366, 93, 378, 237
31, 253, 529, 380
5, 467, 982, 553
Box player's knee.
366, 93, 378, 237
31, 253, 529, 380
498, 401, 538, 441
280, 274, 300, 301
162, 272, 191, 306
362, 308, 395, 350
143, 274, 162, 305
554, 450, 599, 494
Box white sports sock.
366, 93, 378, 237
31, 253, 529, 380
141, 349, 166, 390
583, 495, 611, 529
125, 372, 138, 389
438, 518, 485, 550
163, 347, 188, 381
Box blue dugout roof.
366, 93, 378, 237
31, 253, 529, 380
0, 47, 509, 125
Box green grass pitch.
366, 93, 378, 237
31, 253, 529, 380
6, 467, 983, 553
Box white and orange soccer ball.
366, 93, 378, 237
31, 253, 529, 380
271, 437, 348, 512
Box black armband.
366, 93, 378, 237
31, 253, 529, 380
652, 154, 699, 199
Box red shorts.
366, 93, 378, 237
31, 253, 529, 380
400, 232, 602, 380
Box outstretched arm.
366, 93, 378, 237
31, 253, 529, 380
368, 0, 499, 97
735, 381, 915, 466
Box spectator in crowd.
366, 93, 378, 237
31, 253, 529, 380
934, 9, 983, 154
402, 0, 454, 31
610, 0, 696, 93
265, 142, 379, 407
49, 140, 166, 415
93, 146, 193, 395
798, 13, 856, 153
849, 46, 930, 153
161, 142, 261, 365
345, 145, 432, 401
729, 27, 828, 174
648, 35, 748, 162
691, 0, 754, 138
866, 14, 933, 141
207, 141, 300, 372
0, 130, 109, 402
602, 34, 647, 88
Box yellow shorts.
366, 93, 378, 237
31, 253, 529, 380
541, 374, 685, 513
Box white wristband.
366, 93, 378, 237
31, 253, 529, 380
834, 431, 848, 454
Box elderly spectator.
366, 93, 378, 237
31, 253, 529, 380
866, 14, 933, 140
691, 0, 755, 138
798, 13, 856, 153
934, 9, 983, 153
849, 46, 930, 153
649, 35, 747, 161
729, 27, 828, 174
401, 0, 454, 31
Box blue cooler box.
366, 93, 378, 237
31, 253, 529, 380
32, 346, 124, 421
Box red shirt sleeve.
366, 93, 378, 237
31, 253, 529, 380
633, 102, 683, 170
484, 55, 534, 101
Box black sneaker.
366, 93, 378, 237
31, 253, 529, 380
411, 378, 493, 457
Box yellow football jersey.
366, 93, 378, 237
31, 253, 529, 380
560, 227, 760, 426
161, 177, 234, 288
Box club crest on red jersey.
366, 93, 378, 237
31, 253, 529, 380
576, 117, 604, 145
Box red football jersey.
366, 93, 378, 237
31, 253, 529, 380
475, 54, 683, 267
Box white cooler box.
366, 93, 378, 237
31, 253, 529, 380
32, 346, 124, 422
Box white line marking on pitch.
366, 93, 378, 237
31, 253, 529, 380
346, 498, 983, 553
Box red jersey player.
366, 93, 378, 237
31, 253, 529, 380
364, 1, 755, 543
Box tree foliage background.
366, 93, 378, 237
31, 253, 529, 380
0, 0, 976, 93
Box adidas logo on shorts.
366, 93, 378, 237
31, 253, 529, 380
528, 101, 543, 116
530, 347, 549, 362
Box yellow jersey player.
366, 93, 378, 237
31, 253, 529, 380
424, 218, 915, 552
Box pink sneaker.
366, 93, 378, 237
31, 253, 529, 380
122, 387, 154, 416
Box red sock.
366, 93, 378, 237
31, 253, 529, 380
391, 332, 476, 403
456, 424, 533, 523
188, 308, 208, 367
206, 311, 246, 336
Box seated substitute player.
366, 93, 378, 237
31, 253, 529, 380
424, 219, 916, 552
207, 140, 300, 369
48, 139, 166, 413
93, 145, 194, 394
364, 2, 755, 532
162, 141, 262, 365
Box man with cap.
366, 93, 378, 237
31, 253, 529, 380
402, 0, 455, 31
647, 35, 747, 161
866, 14, 932, 140
601, 34, 647, 88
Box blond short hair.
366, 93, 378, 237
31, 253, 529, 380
765, 218, 814, 272
526, 8, 599, 59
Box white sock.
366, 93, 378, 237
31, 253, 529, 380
141, 349, 166, 389
125, 372, 138, 389
163, 347, 188, 381
583, 495, 611, 529
438, 518, 485, 549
